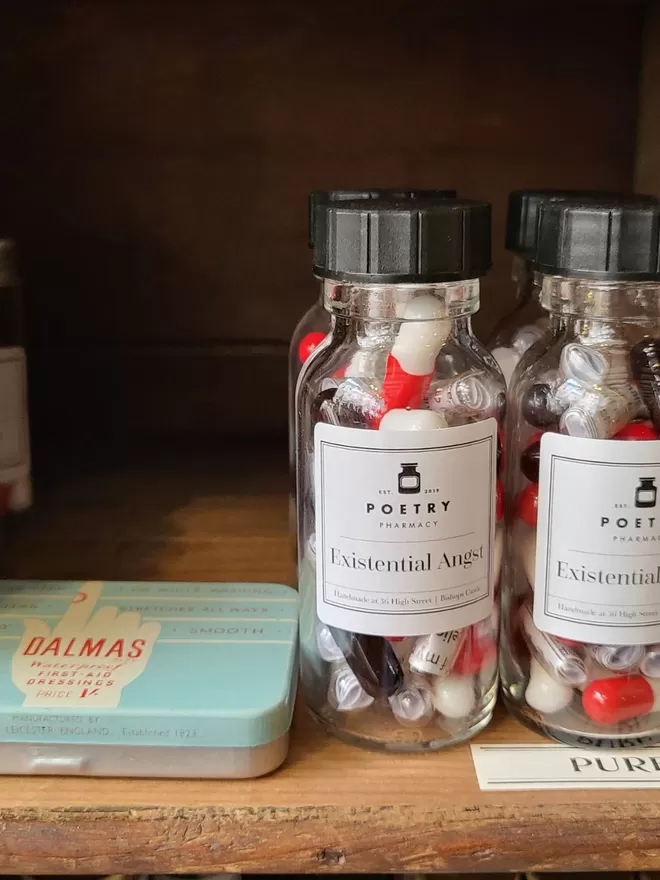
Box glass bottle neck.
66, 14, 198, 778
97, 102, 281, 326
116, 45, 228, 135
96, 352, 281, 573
539, 275, 660, 323
320, 279, 480, 321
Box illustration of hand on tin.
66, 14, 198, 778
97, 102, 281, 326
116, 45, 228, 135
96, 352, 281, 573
12, 582, 161, 708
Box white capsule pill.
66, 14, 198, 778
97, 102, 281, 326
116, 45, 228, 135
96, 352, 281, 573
553, 377, 586, 409
392, 294, 452, 375
519, 603, 588, 686
316, 622, 344, 663
589, 643, 644, 672
511, 324, 544, 356
379, 408, 448, 431
431, 674, 475, 719
327, 663, 374, 712
331, 377, 385, 427
389, 675, 434, 727
491, 345, 520, 387
560, 343, 608, 385
525, 657, 574, 715
344, 348, 388, 380
560, 387, 630, 439
428, 370, 499, 418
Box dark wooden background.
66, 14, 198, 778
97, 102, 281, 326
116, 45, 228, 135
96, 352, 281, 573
0, 0, 647, 456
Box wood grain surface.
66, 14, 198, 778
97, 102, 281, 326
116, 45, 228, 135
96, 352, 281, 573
0, 0, 645, 442
2, 451, 660, 873
2, 707, 660, 876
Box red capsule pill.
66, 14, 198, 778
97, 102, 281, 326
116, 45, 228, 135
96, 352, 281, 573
452, 627, 497, 675
298, 331, 327, 364
582, 675, 655, 725
496, 479, 504, 522
614, 421, 659, 441
517, 482, 539, 528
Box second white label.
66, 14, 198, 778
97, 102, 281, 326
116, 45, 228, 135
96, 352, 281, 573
534, 433, 660, 644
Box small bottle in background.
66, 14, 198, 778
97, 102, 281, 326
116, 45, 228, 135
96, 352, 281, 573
0, 240, 32, 514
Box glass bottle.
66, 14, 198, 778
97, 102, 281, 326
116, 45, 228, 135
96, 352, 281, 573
0, 240, 31, 514
501, 198, 660, 748
489, 190, 659, 387
297, 194, 505, 751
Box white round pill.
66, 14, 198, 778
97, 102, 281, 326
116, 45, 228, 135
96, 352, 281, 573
328, 663, 374, 713
431, 674, 475, 719
316, 623, 344, 663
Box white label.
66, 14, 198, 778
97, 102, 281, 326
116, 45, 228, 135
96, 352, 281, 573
471, 743, 660, 791
534, 433, 660, 644
0, 347, 29, 476
314, 419, 496, 637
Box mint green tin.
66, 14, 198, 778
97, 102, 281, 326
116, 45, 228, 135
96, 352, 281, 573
0, 580, 298, 777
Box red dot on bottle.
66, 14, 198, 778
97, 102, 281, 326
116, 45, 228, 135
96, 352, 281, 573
582, 675, 654, 725
298, 332, 327, 364
385, 636, 405, 642
555, 636, 582, 647
614, 422, 659, 441
517, 483, 539, 528
496, 479, 504, 522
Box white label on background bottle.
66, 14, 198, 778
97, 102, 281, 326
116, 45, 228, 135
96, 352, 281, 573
534, 432, 660, 645
314, 419, 496, 637
0, 347, 29, 479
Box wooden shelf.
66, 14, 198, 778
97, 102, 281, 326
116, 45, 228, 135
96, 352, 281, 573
2, 450, 660, 875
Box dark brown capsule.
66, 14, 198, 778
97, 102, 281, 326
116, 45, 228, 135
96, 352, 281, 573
520, 438, 541, 482
328, 627, 404, 698
521, 383, 560, 429
631, 338, 660, 432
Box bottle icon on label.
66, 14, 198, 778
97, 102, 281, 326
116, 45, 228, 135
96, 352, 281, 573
635, 477, 657, 508
398, 462, 421, 494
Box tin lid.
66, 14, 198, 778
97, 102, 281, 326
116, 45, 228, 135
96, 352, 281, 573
311, 194, 491, 282
0, 580, 298, 748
